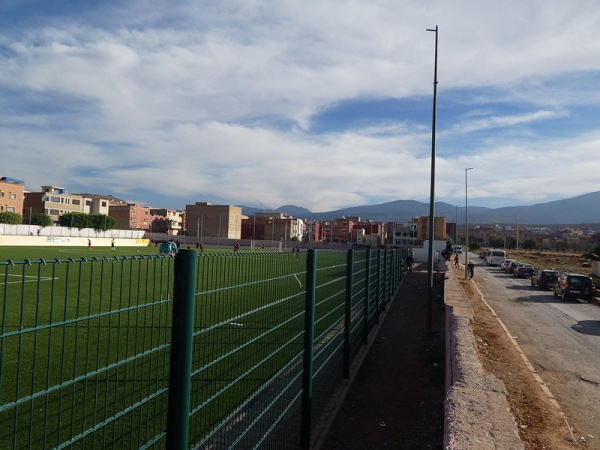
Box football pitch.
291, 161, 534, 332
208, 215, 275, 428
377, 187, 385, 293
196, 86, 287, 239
0, 244, 328, 448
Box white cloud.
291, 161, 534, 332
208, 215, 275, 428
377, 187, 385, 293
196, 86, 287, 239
1, 0, 600, 212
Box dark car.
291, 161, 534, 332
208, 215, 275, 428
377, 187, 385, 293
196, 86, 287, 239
514, 262, 534, 278
530, 269, 559, 289
506, 260, 519, 274
553, 273, 597, 301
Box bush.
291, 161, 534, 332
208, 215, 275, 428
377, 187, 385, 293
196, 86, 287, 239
0, 211, 22, 224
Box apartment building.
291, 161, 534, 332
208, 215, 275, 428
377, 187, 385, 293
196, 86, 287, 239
185, 202, 243, 240
0, 177, 25, 216
241, 213, 302, 241
109, 202, 154, 230
352, 219, 386, 245
388, 221, 419, 247
321, 217, 354, 243
24, 186, 86, 223
415, 216, 447, 242
150, 208, 184, 235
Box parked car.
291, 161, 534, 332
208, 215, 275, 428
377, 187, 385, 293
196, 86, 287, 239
501, 259, 516, 272
454, 245, 463, 254
531, 269, 559, 289
486, 249, 507, 266
514, 263, 534, 278
506, 260, 519, 274
553, 273, 597, 301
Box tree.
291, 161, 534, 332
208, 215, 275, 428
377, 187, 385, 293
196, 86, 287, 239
0, 211, 22, 224
522, 238, 538, 251
591, 243, 600, 261
90, 214, 115, 232
31, 213, 52, 227
505, 236, 517, 250
59, 212, 89, 229
488, 236, 504, 249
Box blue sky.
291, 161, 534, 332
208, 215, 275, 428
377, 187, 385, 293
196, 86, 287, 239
1, 0, 599, 212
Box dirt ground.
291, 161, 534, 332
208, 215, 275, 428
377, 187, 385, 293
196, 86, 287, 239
320, 267, 446, 449
464, 249, 597, 449
460, 268, 581, 449
321, 251, 596, 449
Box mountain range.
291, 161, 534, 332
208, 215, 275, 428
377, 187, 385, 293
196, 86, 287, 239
239, 191, 600, 225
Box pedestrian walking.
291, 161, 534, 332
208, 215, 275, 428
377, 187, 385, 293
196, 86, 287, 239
468, 261, 475, 279
111, 238, 116, 251
454, 254, 459, 268
88, 239, 92, 250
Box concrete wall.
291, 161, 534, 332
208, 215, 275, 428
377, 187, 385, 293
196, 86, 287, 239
412, 240, 448, 263
444, 262, 524, 449
0, 235, 149, 247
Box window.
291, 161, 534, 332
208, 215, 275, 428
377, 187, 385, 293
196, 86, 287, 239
72, 199, 80, 205
0, 191, 4, 197
7, 206, 15, 212
50, 196, 60, 203
9, 193, 16, 199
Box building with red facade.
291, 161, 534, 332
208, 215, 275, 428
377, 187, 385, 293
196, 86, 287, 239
109, 202, 155, 230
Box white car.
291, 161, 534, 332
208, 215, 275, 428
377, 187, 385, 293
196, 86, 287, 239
501, 259, 516, 272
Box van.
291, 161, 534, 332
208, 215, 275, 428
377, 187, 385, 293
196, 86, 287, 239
454, 245, 463, 254
486, 249, 507, 266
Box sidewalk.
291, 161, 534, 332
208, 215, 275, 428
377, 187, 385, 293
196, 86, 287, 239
317, 267, 446, 449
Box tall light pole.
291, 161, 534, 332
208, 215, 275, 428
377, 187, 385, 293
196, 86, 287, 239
455, 204, 458, 244
464, 167, 473, 279
426, 25, 438, 336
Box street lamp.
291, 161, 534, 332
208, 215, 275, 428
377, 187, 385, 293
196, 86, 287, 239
464, 167, 473, 279
426, 25, 438, 337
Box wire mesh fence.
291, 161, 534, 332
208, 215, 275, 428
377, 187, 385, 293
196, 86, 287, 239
0, 247, 407, 449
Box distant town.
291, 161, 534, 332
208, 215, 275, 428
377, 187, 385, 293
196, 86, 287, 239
1, 177, 599, 252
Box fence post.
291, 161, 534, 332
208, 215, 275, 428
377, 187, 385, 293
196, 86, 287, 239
383, 248, 388, 303
375, 249, 382, 322
343, 249, 354, 378
363, 248, 371, 344
166, 249, 197, 450
300, 249, 317, 449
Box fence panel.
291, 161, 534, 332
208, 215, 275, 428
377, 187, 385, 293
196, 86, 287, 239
0, 255, 174, 450
0, 248, 405, 449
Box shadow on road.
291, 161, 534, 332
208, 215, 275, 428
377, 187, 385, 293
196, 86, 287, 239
572, 320, 600, 336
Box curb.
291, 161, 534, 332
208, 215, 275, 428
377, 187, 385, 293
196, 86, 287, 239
443, 264, 524, 450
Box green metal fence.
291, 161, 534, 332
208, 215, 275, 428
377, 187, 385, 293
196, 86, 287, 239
0, 248, 406, 449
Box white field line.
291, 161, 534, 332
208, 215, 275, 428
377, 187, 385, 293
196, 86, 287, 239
0, 274, 57, 284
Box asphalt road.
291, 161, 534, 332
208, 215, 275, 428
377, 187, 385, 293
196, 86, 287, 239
468, 254, 600, 444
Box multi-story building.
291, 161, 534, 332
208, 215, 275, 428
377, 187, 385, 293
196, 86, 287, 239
80, 194, 111, 216
320, 218, 354, 243
353, 220, 386, 245
303, 220, 320, 243
150, 208, 184, 235
185, 202, 243, 240
387, 221, 419, 247
109, 202, 154, 230
415, 216, 447, 242
0, 177, 25, 216
24, 186, 86, 223
241, 213, 303, 242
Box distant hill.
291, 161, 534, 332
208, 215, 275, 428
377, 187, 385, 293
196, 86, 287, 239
240, 191, 600, 225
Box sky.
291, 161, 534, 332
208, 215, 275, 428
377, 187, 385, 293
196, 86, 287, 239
1, 0, 599, 213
